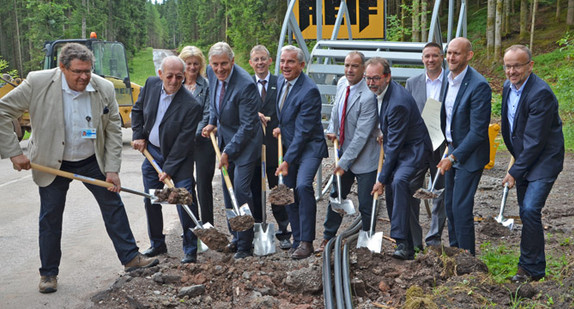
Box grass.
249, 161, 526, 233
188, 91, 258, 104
479, 241, 520, 283
128, 47, 156, 86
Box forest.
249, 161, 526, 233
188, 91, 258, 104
1, 0, 572, 78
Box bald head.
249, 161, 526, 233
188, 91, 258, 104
159, 56, 185, 94
446, 37, 474, 77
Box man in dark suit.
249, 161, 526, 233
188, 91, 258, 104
405, 42, 448, 248
202, 42, 263, 259
369, 57, 432, 260
318, 51, 379, 253
437, 37, 491, 256
248, 45, 292, 250
132, 56, 203, 264
501, 45, 564, 282
273, 45, 328, 259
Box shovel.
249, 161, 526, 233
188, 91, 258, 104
267, 133, 294, 206
30, 163, 169, 205
253, 135, 276, 256
357, 144, 384, 253
495, 156, 516, 230
209, 131, 255, 232
329, 139, 355, 215
140, 148, 229, 252
413, 147, 449, 200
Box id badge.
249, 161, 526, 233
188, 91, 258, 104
81, 128, 97, 139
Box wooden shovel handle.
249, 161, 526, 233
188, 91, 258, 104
209, 131, 235, 191
277, 133, 283, 165
507, 156, 515, 172
141, 148, 175, 188
31, 163, 113, 189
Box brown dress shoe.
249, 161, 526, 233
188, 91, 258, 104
39, 276, 57, 293
291, 241, 314, 259
314, 239, 330, 253
124, 253, 159, 272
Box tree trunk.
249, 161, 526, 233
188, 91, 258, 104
530, 0, 538, 50
520, 0, 528, 40
568, 0, 574, 29
504, 0, 510, 34
82, 0, 87, 39
495, 0, 503, 60
557, 0, 561, 22
12, 0, 23, 75
487, 0, 495, 59
401, 0, 407, 41
412, 0, 420, 42
421, 0, 428, 41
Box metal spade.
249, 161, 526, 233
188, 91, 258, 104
329, 139, 355, 215
357, 144, 384, 253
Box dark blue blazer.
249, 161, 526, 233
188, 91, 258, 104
253, 73, 279, 165
131, 76, 202, 180
501, 73, 564, 181
276, 73, 328, 164
378, 80, 432, 184
207, 64, 263, 165
191, 75, 210, 140
440, 66, 491, 172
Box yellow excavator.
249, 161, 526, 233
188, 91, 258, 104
0, 32, 141, 140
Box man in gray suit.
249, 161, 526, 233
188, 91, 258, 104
317, 51, 379, 253
405, 42, 448, 248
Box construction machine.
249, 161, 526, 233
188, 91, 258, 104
0, 32, 141, 140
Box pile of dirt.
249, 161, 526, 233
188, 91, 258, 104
89, 151, 574, 308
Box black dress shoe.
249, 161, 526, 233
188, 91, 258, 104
233, 251, 252, 259
224, 243, 238, 253
392, 243, 414, 260
142, 244, 167, 257
279, 238, 292, 250
291, 241, 314, 259
181, 254, 197, 264
511, 267, 543, 283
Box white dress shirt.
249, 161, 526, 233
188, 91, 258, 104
444, 66, 469, 143
256, 72, 270, 96
426, 69, 444, 101
149, 87, 175, 147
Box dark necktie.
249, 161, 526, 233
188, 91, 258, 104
258, 80, 267, 102
279, 82, 291, 111
339, 86, 351, 145
218, 81, 226, 111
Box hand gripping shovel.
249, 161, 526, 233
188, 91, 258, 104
209, 132, 255, 232
140, 148, 229, 252
253, 134, 277, 256
329, 139, 355, 215
495, 156, 516, 230
30, 163, 170, 205
268, 133, 294, 206
357, 144, 384, 253
413, 147, 449, 200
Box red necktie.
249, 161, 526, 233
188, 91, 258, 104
218, 81, 226, 111
258, 80, 267, 101
339, 86, 351, 145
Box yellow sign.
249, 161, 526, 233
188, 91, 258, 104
294, 0, 385, 39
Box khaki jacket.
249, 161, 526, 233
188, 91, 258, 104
0, 68, 122, 187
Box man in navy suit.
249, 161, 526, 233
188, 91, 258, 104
132, 56, 203, 264
248, 45, 292, 250
273, 45, 328, 259
437, 37, 491, 256
501, 45, 564, 282
369, 57, 432, 260
202, 42, 263, 259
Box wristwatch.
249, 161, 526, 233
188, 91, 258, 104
448, 155, 456, 164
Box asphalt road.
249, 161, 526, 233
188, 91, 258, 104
0, 129, 182, 308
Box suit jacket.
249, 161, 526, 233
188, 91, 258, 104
207, 64, 262, 165
405, 69, 447, 113
131, 76, 202, 180
379, 80, 432, 184
501, 73, 564, 181
253, 73, 279, 166
326, 77, 379, 174
191, 75, 210, 141
0, 68, 122, 187
440, 66, 491, 172
276, 72, 328, 165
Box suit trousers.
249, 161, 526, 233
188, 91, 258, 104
444, 166, 483, 255
283, 157, 322, 248
142, 144, 198, 257
194, 138, 215, 225
323, 170, 377, 240
251, 161, 292, 240
407, 166, 427, 249
221, 159, 257, 253
516, 176, 556, 279
385, 165, 422, 247
38, 156, 139, 276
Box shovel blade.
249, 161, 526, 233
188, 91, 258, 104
238, 203, 252, 217
147, 189, 176, 204
253, 223, 277, 256
357, 230, 383, 253
329, 197, 356, 215
225, 209, 238, 220
502, 218, 514, 230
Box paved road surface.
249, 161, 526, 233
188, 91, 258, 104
0, 129, 183, 308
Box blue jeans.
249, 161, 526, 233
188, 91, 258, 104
38, 156, 139, 276
323, 170, 377, 240
516, 177, 556, 279
142, 144, 198, 257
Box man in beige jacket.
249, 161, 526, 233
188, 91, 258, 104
0, 43, 158, 294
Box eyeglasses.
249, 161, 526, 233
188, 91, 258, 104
364, 76, 382, 82
68, 68, 92, 76
503, 61, 530, 71
251, 56, 269, 63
